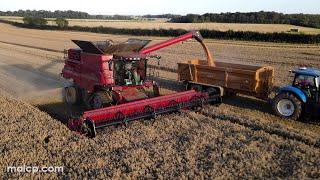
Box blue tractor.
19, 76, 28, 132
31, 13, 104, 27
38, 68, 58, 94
272, 67, 320, 120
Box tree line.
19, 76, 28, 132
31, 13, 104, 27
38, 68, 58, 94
170, 11, 320, 28
2, 10, 319, 28
142, 14, 179, 19
0, 10, 133, 20
22, 16, 69, 29
1, 18, 319, 44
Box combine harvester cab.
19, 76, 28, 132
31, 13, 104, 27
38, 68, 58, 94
62, 31, 222, 137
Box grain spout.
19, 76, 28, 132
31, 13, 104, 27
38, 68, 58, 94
200, 41, 215, 66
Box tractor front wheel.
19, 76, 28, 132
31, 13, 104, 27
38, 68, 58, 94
272, 92, 302, 120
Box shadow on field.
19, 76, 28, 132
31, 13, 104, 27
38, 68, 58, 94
36, 102, 70, 123
223, 94, 320, 124
151, 76, 185, 92
36, 102, 84, 124
223, 95, 273, 114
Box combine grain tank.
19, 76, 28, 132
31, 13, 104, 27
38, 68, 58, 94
178, 60, 274, 100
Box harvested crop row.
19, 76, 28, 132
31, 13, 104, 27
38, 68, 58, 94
201, 106, 320, 148
1, 91, 319, 179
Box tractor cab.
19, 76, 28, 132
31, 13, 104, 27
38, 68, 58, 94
292, 67, 320, 103
272, 67, 320, 120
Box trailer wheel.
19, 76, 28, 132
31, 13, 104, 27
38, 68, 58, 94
205, 87, 218, 96
189, 84, 202, 92
65, 86, 81, 105
272, 92, 302, 120
91, 92, 112, 110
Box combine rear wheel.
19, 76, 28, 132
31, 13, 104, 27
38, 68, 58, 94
91, 92, 112, 110
65, 86, 81, 105
272, 92, 302, 120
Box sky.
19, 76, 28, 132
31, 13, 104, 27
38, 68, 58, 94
0, 0, 319, 15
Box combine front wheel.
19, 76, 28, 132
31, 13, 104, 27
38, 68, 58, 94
272, 92, 302, 120
65, 86, 81, 105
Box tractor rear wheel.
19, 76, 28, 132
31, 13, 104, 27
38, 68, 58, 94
65, 86, 81, 105
91, 92, 112, 110
272, 92, 302, 120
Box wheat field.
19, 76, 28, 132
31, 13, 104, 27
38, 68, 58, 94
0, 22, 319, 178
1, 90, 320, 179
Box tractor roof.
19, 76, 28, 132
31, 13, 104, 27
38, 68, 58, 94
293, 67, 320, 76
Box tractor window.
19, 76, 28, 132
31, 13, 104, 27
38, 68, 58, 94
294, 74, 315, 87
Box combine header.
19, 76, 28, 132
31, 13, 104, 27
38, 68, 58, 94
62, 31, 221, 137
68, 90, 220, 137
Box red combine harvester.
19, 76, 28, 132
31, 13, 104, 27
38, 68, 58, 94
62, 31, 221, 137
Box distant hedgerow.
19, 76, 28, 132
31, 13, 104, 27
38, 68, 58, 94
0, 19, 319, 44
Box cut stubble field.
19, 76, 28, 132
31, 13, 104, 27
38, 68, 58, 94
1, 91, 320, 179
0, 22, 319, 178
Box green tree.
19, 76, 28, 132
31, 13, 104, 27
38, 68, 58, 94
55, 17, 69, 29
22, 15, 33, 24
23, 15, 47, 26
